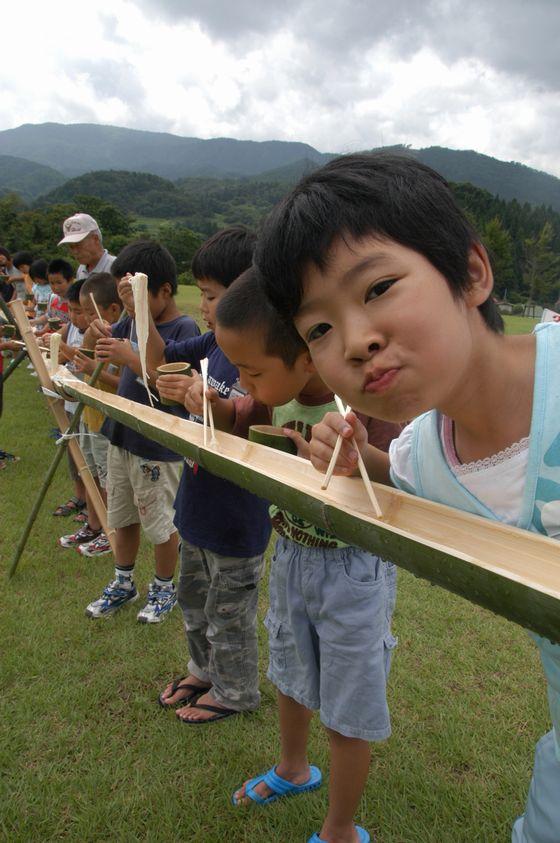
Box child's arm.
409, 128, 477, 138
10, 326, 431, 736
74, 350, 121, 388
95, 337, 143, 377
310, 411, 392, 485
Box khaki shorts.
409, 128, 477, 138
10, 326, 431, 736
106, 444, 181, 545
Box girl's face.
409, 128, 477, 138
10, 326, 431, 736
295, 235, 492, 422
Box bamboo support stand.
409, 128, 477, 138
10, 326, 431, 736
0, 347, 28, 385
8, 361, 105, 578
7, 300, 117, 567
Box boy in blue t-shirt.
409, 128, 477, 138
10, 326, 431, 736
85, 241, 199, 623
131, 227, 272, 722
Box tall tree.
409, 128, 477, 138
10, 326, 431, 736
522, 222, 560, 304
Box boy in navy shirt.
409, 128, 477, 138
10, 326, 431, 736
127, 227, 272, 723
85, 241, 199, 622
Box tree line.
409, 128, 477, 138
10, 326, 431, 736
1, 175, 560, 303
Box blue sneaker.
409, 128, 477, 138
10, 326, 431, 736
136, 582, 177, 624
85, 577, 138, 619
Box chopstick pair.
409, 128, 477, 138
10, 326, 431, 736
200, 357, 217, 447
321, 394, 383, 518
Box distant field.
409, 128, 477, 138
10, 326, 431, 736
0, 308, 547, 841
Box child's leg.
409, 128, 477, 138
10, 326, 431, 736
154, 531, 179, 579
234, 690, 314, 803
319, 731, 370, 843
161, 539, 213, 708
178, 549, 265, 721
114, 522, 141, 565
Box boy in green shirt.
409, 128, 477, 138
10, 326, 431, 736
185, 267, 401, 843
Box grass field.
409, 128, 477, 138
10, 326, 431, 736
0, 309, 548, 842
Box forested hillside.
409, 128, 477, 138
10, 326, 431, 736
0, 155, 65, 201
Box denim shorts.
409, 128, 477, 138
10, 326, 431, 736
265, 537, 397, 741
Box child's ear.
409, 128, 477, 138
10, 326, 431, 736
465, 242, 494, 308
302, 350, 316, 373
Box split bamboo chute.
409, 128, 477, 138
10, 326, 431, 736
53, 371, 560, 644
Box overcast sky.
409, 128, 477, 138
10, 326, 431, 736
3, 0, 560, 175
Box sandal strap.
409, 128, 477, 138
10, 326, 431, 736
189, 702, 237, 715
264, 766, 306, 796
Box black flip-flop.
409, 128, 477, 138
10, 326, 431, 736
158, 677, 212, 709
179, 702, 239, 724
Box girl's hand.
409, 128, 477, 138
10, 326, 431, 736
95, 337, 132, 365
117, 275, 135, 315
309, 411, 368, 476
156, 372, 200, 405
73, 351, 96, 374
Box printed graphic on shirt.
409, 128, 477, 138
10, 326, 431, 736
185, 373, 232, 471
270, 398, 349, 549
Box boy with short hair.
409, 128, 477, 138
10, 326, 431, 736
58, 273, 123, 557
85, 240, 199, 623
29, 259, 51, 320
186, 268, 400, 843
52, 280, 90, 522
140, 227, 272, 723
47, 258, 74, 325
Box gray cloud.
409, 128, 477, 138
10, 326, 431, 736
69, 59, 146, 106
131, 0, 560, 91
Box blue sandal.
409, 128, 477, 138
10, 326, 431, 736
308, 827, 369, 843
232, 764, 322, 806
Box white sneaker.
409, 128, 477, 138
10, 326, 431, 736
136, 582, 177, 623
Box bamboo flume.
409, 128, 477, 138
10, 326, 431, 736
55, 373, 560, 644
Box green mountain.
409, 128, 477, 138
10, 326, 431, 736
0, 155, 65, 201
0, 123, 326, 180
36, 170, 194, 217
414, 146, 560, 211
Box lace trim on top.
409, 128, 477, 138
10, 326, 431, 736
440, 416, 530, 476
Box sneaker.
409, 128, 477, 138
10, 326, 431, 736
137, 582, 177, 624
77, 532, 112, 557
58, 524, 101, 548
85, 578, 138, 618
27, 362, 34, 369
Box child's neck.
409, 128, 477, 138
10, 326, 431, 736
154, 300, 180, 324
298, 371, 331, 401
442, 331, 536, 463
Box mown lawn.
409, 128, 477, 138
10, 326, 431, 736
0, 309, 549, 842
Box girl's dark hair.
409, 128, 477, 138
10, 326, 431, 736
112, 240, 177, 294
47, 258, 74, 281
67, 279, 86, 303
255, 152, 503, 333
192, 226, 257, 288
81, 273, 121, 309
216, 267, 307, 367
12, 250, 34, 268
29, 258, 49, 282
